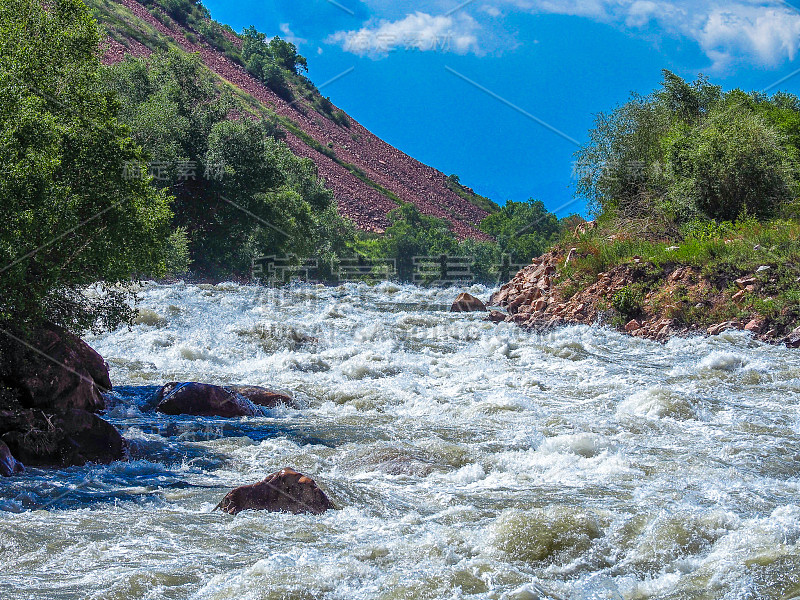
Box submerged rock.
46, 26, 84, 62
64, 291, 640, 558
450, 292, 486, 313
225, 385, 297, 409
154, 382, 297, 416
216, 468, 333, 515
0, 440, 23, 476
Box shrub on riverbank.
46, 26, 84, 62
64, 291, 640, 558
541, 71, 800, 338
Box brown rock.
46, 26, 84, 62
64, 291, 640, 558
507, 293, 530, 314
216, 468, 333, 515
707, 321, 743, 336
0, 440, 23, 476
226, 385, 297, 409
785, 326, 800, 348
488, 287, 509, 306
735, 276, 757, 289
450, 292, 487, 313
9, 324, 110, 413
625, 319, 641, 332
732, 290, 746, 302
744, 319, 765, 334
533, 298, 547, 312
487, 310, 506, 323
2, 409, 125, 467
156, 382, 262, 417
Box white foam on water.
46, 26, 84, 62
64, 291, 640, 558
2, 282, 799, 599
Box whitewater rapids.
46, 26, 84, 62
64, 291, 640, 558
1, 281, 799, 599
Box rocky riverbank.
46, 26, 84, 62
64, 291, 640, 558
489, 248, 800, 346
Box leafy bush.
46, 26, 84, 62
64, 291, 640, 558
102, 49, 351, 278
241, 28, 308, 100
165, 227, 192, 276
574, 70, 800, 224
480, 199, 560, 263
681, 219, 734, 241
360, 204, 459, 282
667, 107, 796, 221
612, 286, 643, 318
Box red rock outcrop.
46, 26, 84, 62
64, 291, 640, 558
490, 250, 791, 344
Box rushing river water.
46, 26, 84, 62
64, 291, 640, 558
1, 281, 800, 600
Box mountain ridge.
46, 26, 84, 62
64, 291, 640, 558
95, 0, 495, 240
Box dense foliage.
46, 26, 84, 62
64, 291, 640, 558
0, 0, 171, 332
0, 0, 572, 346
102, 50, 349, 278
480, 199, 560, 262
574, 70, 800, 224
563, 73, 800, 335
241, 26, 307, 100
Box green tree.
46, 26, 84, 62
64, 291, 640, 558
103, 49, 352, 278
479, 199, 559, 263
574, 70, 799, 224
667, 105, 796, 221
375, 204, 459, 281
240, 29, 306, 98
0, 0, 171, 333
268, 36, 308, 74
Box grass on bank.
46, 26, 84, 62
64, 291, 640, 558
556, 215, 800, 331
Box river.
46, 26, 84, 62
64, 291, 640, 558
1, 281, 799, 599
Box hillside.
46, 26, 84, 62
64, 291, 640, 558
91, 0, 495, 240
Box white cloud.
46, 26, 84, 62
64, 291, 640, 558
497, 0, 800, 69
333, 1, 800, 68
279, 23, 307, 47
326, 12, 481, 56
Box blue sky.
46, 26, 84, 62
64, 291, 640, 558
203, 0, 800, 217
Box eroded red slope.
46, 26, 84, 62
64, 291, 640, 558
106, 0, 492, 239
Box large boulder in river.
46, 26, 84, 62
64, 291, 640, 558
1, 408, 125, 467
6, 323, 111, 412
0, 324, 123, 470
0, 440, 23, 476
216, 468, 333, 515
154, 382, 296, 416
450, 292, 486, 313
156, 382, 259, 417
